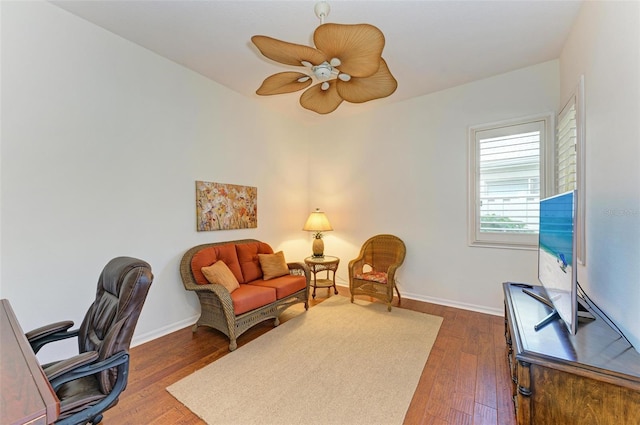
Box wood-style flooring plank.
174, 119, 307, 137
475, 322, 498, 409
451, 351, 477, 418
104, 287, 516, 424
492, 312, 516, 425
404, 340, 449, 425
425, 331, 463, 421
473, 402, 498, 425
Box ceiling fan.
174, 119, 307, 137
251, 1, 397, 114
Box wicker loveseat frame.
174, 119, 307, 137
180, 239, 310, 351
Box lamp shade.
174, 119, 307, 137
302, 208, 333, 232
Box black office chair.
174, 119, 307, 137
26, 257, 153, 425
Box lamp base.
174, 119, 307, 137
312, 238, 325, 258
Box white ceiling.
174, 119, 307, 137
50, 0, 583, 122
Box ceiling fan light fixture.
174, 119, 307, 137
312, 62, 334, 80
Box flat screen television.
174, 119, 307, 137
533, 190, 579, 334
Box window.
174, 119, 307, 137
468, 114, 554, 249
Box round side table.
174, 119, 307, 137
304, 256, 340, 299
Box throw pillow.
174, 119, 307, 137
201, 261, 240, 292
258, 251, 290, 280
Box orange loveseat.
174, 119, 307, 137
180, 239, 310, 351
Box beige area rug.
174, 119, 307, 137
167, 295, 443, 425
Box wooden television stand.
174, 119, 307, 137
503, 282, 640, 425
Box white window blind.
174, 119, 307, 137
479, 130, 540, 234
556, 101, 577, 193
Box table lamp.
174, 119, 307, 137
303, 208, 333, 257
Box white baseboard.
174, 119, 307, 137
402, 292, 503, 316
131, 314, 198, 348
335, 282, 503, 317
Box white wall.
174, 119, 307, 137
308, 61, 560, 314
559, 1, 640, 349
1, 1, 309, 362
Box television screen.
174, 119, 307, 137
538, 190, 578, 334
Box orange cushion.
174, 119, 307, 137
191, 244, 243, 285
250, 275, 306, 299
201, 261, 240, 293
231, 284, 277, 315
258, 251, 290, 280
354, 271, 388, 284
235, 242, 273, 283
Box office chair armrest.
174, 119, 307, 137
48, 351, 129, 392
49, 351, 131, 425
26, 320, 74, 340
44, 350, 100, 382
25, 321, 79, 354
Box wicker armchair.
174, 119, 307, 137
349, 234, 406, 311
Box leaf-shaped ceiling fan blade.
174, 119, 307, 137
299, 81, 343, 114
336, 58, 397, 103
314, 23, 385, 78
256, 72, 312, 95
252, 35, 326, 66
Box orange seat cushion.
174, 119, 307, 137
191, 244, 243, 285
231, 284, 277, 315
235, 241, 273, 283
354, 271, 388, 284
250, 275, 306, 299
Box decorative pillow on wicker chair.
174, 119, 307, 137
201, 261, 240, 292
258, 251, 290, 280
354, 271, 388, 284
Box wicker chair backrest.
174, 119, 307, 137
361, 234, 406, 272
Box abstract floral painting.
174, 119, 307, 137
196, 181, 257, 231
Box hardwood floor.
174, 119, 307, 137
104, 287, 516, 424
